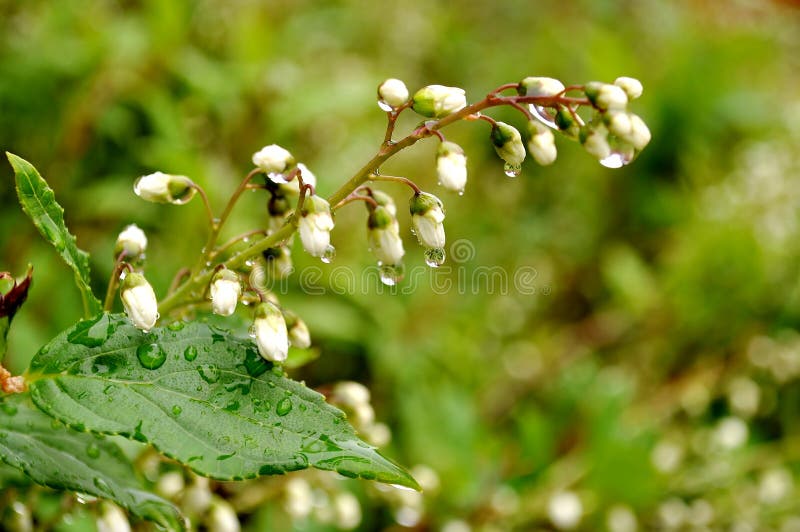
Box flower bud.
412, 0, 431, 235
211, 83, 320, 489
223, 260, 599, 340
252, 144, 295, 176
606, 112, 651, 150
580, 124, 612, 161
411, 85, 467, 118
614, 76, 643, 100
584, 81, 628, 111
367, 206, 405, 266
134, 172, 195, 204
627, 113, 652, 150
334, 492, 362, 530
96, 502, 131, 532
410, 192, 446, 249
378, 78, 409, 108
436, 141, 468, 193
120, 272, 158, 332
490, 122, 526, 166
279, 162, 317, 196
252, 301, 289, 362
369, 189, 397, 217
263, 246, 293, 279
527, 121, 558, 166
284, 478, 313, 518
207, 500, 240, 532
298, 195, 335, 258
333, 381, 371, 407
210, 269, 241, 317
114, 224, 147, 258
554, 108, 580, 138
518, 77, 565, 97
283, 310, 311, 349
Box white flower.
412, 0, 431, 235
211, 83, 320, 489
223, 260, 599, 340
519, 76, 565, 97
370, 189, 397, 217
581, 124, 612, 161
120, 272, 158, 332
284, 310, 311, 349
252, 144, 295, 175
253, 302, 288, 362
207, 501, 241, 532
298, 195, 335, 257
368, 206, 405, 265
614, 76, 643, 100
628, 114, 652, 150
210, 269, 241, 317
412, 85, 467, 118
527, 121, 558, 166
284, 478, 313, 518
115, 224, 147, 257
491, 122, 526, 166
279, 162, 317, 195
410, 192, 446, 249
378, 78, 409, 107
96, 503, 131, 532
586, 82, 628, 111
548, 491, 583, 530
134, 171, 195, 204
607, 112, 651, 150
436, 142, 468, 193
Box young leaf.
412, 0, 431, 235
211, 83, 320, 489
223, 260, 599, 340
26, 314, 419, 489
6, 153, 102, 317
0, 393, 184, 531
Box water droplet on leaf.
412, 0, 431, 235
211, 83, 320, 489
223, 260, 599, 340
172, 405, 182, 416
197, 364, 221, 384
136, 343, 166, 370
276, 397, 293, 416
184, 345, 198, 361
86, 443, 100, 459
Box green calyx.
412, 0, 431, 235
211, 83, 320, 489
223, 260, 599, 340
409, 192, 442, 216
368, 205, 394, 230
490, 122, 521, 148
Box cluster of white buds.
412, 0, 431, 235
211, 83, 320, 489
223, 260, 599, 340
210, 268, 241, 317
409, 192, 446, 266
298, 194, 335, 260
114, 224, 147, 258
436, 141, 468, 193
378, 78, 409, 109
252, 301, 289, 363
411, 85, 467, 118
134, 171, 196, 204
120, 272, 158, 332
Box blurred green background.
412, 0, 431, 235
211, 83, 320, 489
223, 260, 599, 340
3, 0, 800, 530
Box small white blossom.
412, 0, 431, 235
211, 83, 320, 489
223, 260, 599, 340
210, 269, 241, 317
491, 122, 526, 166
155, 471, 185, 499
548, 491, 583, 530
582, 124, 612, 161
333, 381, 371, 407
134, 171, 194, 204
115, 224, 147, 257
253, 302, 289, 362
519, 76, 565, 97
436, 141, 468, 193
527, 121, 558, 166
378, 78, 410, 108
298, 195, 335, 257
614, 76, 644, 100
284, 478, 313, 518
96, 503, 131, 532
587, 82, 628, 111
334, 492, 362, 530
628, 114, 651, 150
370, 189, 397, 217
368, 206, 405, 265
279, 162, 317, 195
207, 500, 240, 532
252, 144, 295, 175
284, 310, 311, 349
714, 416, 748, 449
410, 192, 446, 249
120, 272, 158, 332
412, 85, 467, 118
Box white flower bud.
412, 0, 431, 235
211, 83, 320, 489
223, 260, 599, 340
581, 124, 612, 161
368, 206, 405, 266
253, 302, 288, 362
409, 192, 446, 249
284, 478, 313, 518
334, 492, 362, 530
607, 112, 651, 150
411, 85, 467, 118
284, 310, 311, 349
548, 491, 583, 530
527, 122, 557, 166
134, 171, 195, 204
370, 189, 397, 217
120, 272, 158, 332
279, 162, 317, 195
114, 224, 147, 257
363, 421, 391, 447
518, 77, 565, 97
96, 503, 131, 532
491, 122, 526, 166
378, 78, 409, 108
155, 471, 185, 499
614, 76, 643, 100
333, 381, 371, 407
628, 114, 651, 150
210, 269, 241, 317
298, 195, 335, 257
207, 500, 240, 532
436, 141, 468, 193
252, 144, 295, 176
585, 82, 628, 111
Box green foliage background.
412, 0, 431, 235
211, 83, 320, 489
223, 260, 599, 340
2, 0, 800, 529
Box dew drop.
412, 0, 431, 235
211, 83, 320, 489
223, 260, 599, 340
197, 364, 221, 384
172, 405, 182, 416
67, 314, 111, 347
167, 321, 185, 331
424, 247, 446, 268
276, 397, 293, 416
379, 263, 405, 286
503, 162, 522, 178
93, 477, 112, 494
529, 104, 558, 129
183, 345, 198, 361
320, 245, 336, 264
377, 99, 393, 112
86, 443, 100, 459
136, 343, 167, 370
599, 151, 633, 168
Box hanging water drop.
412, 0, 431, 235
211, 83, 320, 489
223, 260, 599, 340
424, 247, 446, 268
599, 151, 633, 168
377, 100, 393, 112
503, 162, 522, 177
379, 263, 405, 286
321, 245, 336, 264
529, 104, 558, 129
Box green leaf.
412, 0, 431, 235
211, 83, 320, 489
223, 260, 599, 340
0, 393, 183, 530
27, 314, 419, 489
6, 153, 102, 317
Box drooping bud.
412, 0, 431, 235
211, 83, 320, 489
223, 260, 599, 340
626, 113, 652, 150
263, 246, 293, 279
606, 112, 651, 151
411, 85, 467, 118
527, 121, 558, 166
96, 502, 131, 532
378, 78, 410, 109
584, 82, 628, 111
436, 141, 468, 193
614, 76, 643, 100
134, 172, 195, 204
114, 224, 148, 258
518, 77, 565, 97
298, 195, 335, 259
279, 162, 317, 196
120, 272, 158, 332
367, 206, 405, 266
491, 121, 526, 168
409, 192, 446, 249
283, 310, 311, 349
369, 189, 397, 217
207, 500, 241, 532
580, 124, 612, 161
252, 301, 289, 362
210, 269, 241, 317
252, 144, 295, 178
